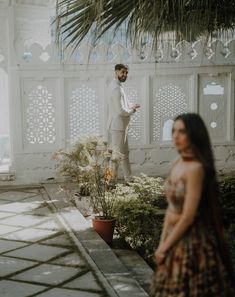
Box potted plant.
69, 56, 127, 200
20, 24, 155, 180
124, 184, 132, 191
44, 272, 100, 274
52, 136, 123, 243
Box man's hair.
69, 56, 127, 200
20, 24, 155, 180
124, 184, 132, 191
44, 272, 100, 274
115, 64, 128, 71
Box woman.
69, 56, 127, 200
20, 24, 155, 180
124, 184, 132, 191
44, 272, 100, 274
150, 113, 235, 297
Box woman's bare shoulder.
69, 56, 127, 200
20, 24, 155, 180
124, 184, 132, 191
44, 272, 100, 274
186, 161, 204, 177
171, 156, 181, 166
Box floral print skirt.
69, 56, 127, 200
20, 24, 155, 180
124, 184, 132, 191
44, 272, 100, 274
149, 220, 235, 297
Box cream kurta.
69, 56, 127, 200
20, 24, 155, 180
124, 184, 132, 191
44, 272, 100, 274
107, 78, 135, 181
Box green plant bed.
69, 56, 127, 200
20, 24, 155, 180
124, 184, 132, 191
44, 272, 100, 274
219, 176, 235, 210
219, 176, 235, 230
218, 176, 235, 267
110, 174, 165, 266
225, 223, 235, 269
114, 199, 164, 265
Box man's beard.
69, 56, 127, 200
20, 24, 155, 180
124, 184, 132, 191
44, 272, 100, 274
118, 76, 127, 82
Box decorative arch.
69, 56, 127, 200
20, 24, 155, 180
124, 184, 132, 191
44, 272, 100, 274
152, 83, 188, 142
26, 85, 56, 145
68, 84, 100, 143
124, 86, 142, 142
162, 119, 174, 141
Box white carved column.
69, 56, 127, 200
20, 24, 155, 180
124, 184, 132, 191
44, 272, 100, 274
0, 2, 12, 178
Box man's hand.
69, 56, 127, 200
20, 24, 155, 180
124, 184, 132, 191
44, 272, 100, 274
132, 103, 140, 111
134, 103, 140, 109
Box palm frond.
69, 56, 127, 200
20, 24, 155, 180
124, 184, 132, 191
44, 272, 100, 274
54, 0, 235, 54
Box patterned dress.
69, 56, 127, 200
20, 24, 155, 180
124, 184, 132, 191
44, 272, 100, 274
150, 179, 235, 297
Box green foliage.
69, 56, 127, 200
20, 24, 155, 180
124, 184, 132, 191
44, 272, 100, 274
114, 198, 164, 264
55, 0, 235, 55
219, 175, 235, 268
225, 223, 235, 269
219, 176, 235, 210
112, 174, 166, 208
111, 174, 165, 263
219, 176, 235, 228
131, 174, 167, 208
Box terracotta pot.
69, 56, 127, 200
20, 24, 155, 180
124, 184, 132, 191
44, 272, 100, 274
92, 217, 116, 244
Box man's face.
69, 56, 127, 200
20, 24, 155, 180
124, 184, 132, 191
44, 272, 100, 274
116, 68, 128, 82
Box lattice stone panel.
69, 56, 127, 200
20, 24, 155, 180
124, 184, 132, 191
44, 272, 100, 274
123, 85, 142, 142
0, 15, 7, 70
152, 81, 188, 142
199, 74, 228, 142
68, 84, 100, 143
25, 85, 56, 145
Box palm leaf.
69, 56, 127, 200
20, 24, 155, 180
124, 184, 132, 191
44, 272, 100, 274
54, 0, 235, 54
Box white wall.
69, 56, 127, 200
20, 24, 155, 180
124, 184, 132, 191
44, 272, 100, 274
0, 6, 10, 170
0, 1, 235, 182
0, 69, 9, 135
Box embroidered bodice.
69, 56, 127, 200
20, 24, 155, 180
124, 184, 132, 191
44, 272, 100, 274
164, 178, 186, 213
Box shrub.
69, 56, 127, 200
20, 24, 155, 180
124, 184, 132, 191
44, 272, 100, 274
112, 174, 166, 208
114, 198, 164, 264
112, 174, 165, 264
52, 136, 123, 219
219, 176, 235, 228
225, 223, 235, 269
219, 176, 235, 210
218, 176, 235, 267
130, 174, 167, 208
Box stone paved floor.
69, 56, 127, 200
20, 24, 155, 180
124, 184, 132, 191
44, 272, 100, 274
0, 188, 108, 297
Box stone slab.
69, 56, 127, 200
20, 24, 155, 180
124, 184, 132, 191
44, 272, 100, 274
88, 250, 129, 275
4, 243, 69, 262
0, 214, 48, 227
74, 228, 102, 241
11, 263, 78, 285
106, 274, 149, 297
0, 212, 16, 220
64, 271, 102, 291
37, 288, 103, 297
113, 249, 154, 292
27, 206, 50, 216
0, 239, 28, 254
0, 201, 40, 213
0, 280, 46, 297
35, 220, 61, 231
51, 252, 86, 267
0, 225, 21, 236
0, 200, 9, 205
40, 234, 73, 247
0, 255, 37, 277
0, 191, 37, 201
81, 239, 111, 251
4, 228, 58, 242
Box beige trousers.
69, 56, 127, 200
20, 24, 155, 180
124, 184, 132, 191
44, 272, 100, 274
108, 130, 132, 181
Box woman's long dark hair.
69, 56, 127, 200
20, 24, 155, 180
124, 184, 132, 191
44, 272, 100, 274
174, 113, 234, 282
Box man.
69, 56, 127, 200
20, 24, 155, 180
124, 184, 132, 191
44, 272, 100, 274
107, 64, 140, 183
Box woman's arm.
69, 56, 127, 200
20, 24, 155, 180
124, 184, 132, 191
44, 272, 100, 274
155, 163, 204, 264
155, 212, 169, 264
159, 212, 169, 244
